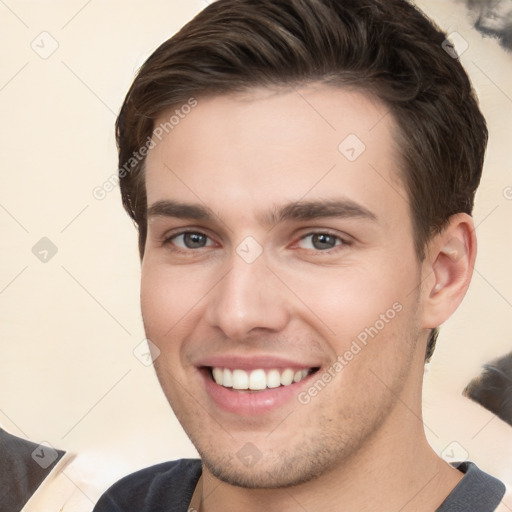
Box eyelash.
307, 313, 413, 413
161, 229, 351, 254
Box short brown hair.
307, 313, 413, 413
116, 0, 488, 360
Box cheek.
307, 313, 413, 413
284, 259, 418, 344
140, 262, 211, 393
140, 265, 170, 336
140, 261, 208, 341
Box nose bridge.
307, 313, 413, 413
206, 249, 289, 339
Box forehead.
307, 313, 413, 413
144, 85, 407, 225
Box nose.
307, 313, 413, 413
204, 251, 291, 341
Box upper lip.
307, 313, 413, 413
194, 354, 322, 371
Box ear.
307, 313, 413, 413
420, 213, 477, 330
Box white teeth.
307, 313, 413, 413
232, 369, 249, 390
211, 367, 312, 390
222, 368, 233, 388
212, 367, 223, 385
280, 369, 294, 386
294, 369, 308, 382
266, 369, 281, 389
248, 369, 267, 390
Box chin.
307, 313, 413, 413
191, 427, 361, 490
201, 450, 331, 489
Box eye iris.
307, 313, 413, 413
184, 233, 207, 248
312, 233, 337, 250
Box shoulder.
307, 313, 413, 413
93, 459, 202, 512
437, 462, 506, 512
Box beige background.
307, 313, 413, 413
0, 0, 511, 510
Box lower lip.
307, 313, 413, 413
201, 370, 314, 415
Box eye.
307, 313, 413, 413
168, 231, 214, 249
297, 232, 344, 251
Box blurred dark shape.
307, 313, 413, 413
464, 351, 512, 426
465, 0, 512, 50
0, 429, 66, 512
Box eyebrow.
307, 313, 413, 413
147, 199, 377, 226
263, 200, 377, 225
147, 200, 213, 221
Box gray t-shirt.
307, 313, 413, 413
437, 461, 505, 511
94, 459, 506, 511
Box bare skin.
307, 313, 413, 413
141, 85, 475, 511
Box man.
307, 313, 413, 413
94, 0, 507, 510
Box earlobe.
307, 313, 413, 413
422, 214, 477, 328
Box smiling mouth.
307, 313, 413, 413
207, 367, 320, 391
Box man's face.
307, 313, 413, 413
141, 85, 427, 487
